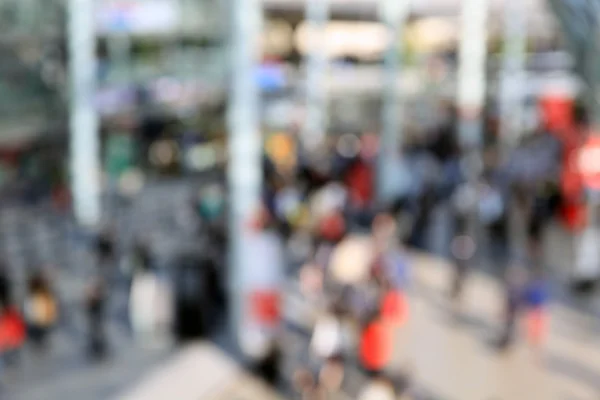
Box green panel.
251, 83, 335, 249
106, 134, 136, 180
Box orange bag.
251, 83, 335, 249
359, 319, 393, 372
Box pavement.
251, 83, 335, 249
114, 343, 283, 400
398, 252, 600, 400
100, 248, 600, 400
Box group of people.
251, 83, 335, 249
252, 118, 564, 397
0, 110, 569, 395
0, 267, 58, 368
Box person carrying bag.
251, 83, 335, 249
24, 274, 57, 350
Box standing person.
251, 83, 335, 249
197, 184, 226, 224
127, 239, 152, 279
372, 214, 411, 328
497, 265, 526, 350
479, 179, 508, 266
129, 250, 172, 347
448, 181, 479, 305
24, 272, 58, 351
85, 277, 107, 359
408, 184, 437, 250
449, 214, 476, 306
0, 263, 11, 310
172, 252, 225, 341
522, 267, 550, 357
96, 227, 116, 269
344, 153, 374, 228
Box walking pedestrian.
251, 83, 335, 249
24, 272, 57, 351
85, 277, 107, 359
96, 227, 116, 269
497, 265, 526, 350
0, 263, 11, 308
449, 214, 475, 305
523, 267, 550, 357
129, 250, 172, 347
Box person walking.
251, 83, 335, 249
449, 214, 475, 306
85, 276, 107, 359
96, 227, 116, 271
497, 265, 526, 350
24, 272, 58, 351
522, 266, 550, 358
129, 251, 172, 347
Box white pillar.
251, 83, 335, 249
457, 0, 489, 155
499, 0, 527, 155
228, 0, 263, 349
377, 0, 410, 203
302, 0, 330, 150
68, 0, 101, 228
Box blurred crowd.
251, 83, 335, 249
0, 100, 587, 398
243, 104, 568, 398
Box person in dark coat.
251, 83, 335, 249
96, 228, 116, 267
173, 253, 224, 341
0, 263, 11, 309
85, 277, 107, 359
497, 266, 526, 350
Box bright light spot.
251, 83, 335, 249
296, 21, 389, 59
186, 145, 217, 171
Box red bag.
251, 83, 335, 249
0, 308, 26, 351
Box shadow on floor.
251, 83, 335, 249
545, 351, 600, 393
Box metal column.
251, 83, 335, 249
499, 0, 527, 155
68, 0, 102, 228
377, 0, 410, 203
457, 0, 489, 175
302, 0, 330, 150
227, 0, 263, 348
